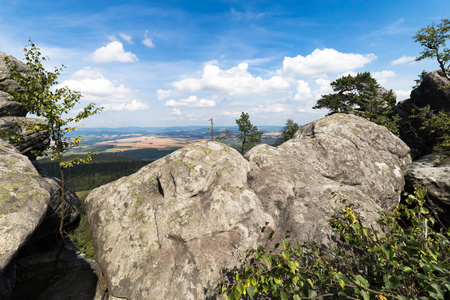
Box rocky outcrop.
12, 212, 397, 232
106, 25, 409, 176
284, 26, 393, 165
85, 114, 411, 300
0, 117, 50, 160
394, 69, 450, 157
0, 52, 50, 160
0, 139, 50, 298
405, 154, 450, 228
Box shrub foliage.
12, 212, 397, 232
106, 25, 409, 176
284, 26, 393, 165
219, 187, 450, 299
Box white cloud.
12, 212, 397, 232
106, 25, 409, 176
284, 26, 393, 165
394, 89, 411, 100
372, 70, 396, 85
279, 48, 376, 76
90, 41, 138, 63
219, 111, 241, 118
170, 108, 182, 115
157, 89, 172, 100
59, 67, 149, 112
251, 104, 287, 114
143, 30, 155, 48
171, 62, 290, 95
102, 99, 149, 111
294, 80, 312, 100
119, 33, 133, 44
390, 56, 415, 66
164, 95, 216, 107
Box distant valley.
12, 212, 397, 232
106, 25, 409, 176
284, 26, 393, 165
68, 125, 284, 159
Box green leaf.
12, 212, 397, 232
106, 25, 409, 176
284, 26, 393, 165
360, 290, 369, 300
236, 282, 244, 294
234, 289, 241, 300
353, 275, 370, 288
247, 286, 255, 299
282, 250, 290, 259
251, 277, 257, 286
385, 276, 399, 290
280, 291, 290, 300
308, 289, 317, 298
293, 295, 301, 300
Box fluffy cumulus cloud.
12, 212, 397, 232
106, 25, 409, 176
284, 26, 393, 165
164, 95, 216, 107
171, 62, 291, 95
59, 67, 148, 111
372, 70, 396, 85
157, 89, 173, 100
294, 80, 312, 100
394, 89, 411, 100
90, 41, 138, 63
279, 48, 376, 76
391, 56, 416, 66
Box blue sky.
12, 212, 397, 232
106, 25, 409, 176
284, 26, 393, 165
1, 0, 449, 127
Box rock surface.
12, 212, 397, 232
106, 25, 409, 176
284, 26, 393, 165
394, 69, 450, 157
21, 175, 82, 253
0, 52, 50, 160
0, 52, 28, 117
0, 116, 50, 160
405, 154, 450, 228
86, 114, 411, 300
0, 139, 50, 298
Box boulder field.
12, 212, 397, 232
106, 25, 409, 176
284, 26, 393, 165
85, 113, 411, 300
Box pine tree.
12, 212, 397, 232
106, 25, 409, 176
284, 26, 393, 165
236, 112, 263, 154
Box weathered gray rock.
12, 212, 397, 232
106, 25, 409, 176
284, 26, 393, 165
0, 116, 50, 160
86, 141, 274, 299
22, 175, 82, 252
410, 69, 450, 112
394, 69, 450, 157
246, 114, 411, 246
0, 52, 29, 117
86, 114, 411, 300
405, 154, 450, 228
0, 91, 26, 117
0, 139, 50, 298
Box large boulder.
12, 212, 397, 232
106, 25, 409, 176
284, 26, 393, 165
245, 114, 411, 246
0, 52, 50, 160
394, 69, 450, 157
0, 116, 50, 160
0, 52, 28, 117
86, 114, 411, 300
19, 175, 82, 253
405, 154, 450, 228
86, 141, 274, 299
0, 139, 50, 298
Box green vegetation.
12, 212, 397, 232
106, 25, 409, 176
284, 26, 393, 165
313, 72, 400, 135
4, 40, 102, 242
39, 153, 149, 192
220, 187, 450, 299
68, 191, 95, 259
413, 18, 450, 82
278, 119, 299, 144
412, 19, 450, 157
236, 112, 263, 154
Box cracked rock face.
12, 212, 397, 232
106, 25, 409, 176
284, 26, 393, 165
85, 114, 411, 300
0, 139, 50, 297
405, 154, 450, 228
0, 52, 29, 117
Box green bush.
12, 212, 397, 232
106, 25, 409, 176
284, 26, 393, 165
219, 187, 450, 299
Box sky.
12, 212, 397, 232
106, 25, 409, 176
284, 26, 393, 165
0, 0, 449, 128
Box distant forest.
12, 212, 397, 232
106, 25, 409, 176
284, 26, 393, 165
39, 148, 178, 192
